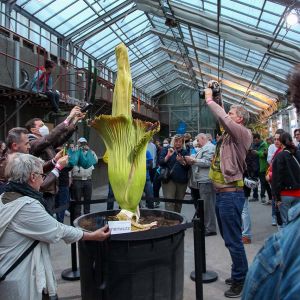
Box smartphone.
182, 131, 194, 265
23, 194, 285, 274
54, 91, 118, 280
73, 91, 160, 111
62, 146, 67, 156
81, 103, 93, 113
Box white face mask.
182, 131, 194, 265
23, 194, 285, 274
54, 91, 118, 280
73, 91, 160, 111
163, 143, 169, 147
39, 125, 49, 137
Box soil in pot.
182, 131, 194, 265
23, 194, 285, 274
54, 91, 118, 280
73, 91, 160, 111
78, 212, 181, 232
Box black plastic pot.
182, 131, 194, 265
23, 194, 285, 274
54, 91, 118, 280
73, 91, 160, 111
74, 209, 189, 300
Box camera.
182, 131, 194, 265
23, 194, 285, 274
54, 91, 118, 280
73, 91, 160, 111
81, 103, 93, 113
199, 81, 221, 99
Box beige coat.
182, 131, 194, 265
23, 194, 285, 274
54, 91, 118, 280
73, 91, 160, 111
207, 101, 252, 183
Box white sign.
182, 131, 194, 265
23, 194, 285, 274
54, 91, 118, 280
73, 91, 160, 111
108, 221, 131, 235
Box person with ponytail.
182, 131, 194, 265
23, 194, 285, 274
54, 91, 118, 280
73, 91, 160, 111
271, 132, 300, 227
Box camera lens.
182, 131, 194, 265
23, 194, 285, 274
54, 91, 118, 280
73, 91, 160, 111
199, 90, 205, 99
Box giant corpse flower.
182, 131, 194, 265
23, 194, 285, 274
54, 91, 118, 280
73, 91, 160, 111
92, 43, 160, 229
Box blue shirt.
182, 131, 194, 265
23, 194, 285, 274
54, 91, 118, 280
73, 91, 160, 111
146, 150, 152, 181
242, 202, 300, 300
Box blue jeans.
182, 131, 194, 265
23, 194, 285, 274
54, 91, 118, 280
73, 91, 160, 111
144, 179, 154, 208
215, 191, 248, 282
272, 198, 276, 217
279, 196, 300, 227
55, 186, 70, 223
242, 197, 251, 238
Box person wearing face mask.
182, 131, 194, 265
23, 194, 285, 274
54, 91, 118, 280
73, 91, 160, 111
25, 106, 84, 161
0, 128, 68, 199
24, 106, 85, 213
162, 139, 169, 148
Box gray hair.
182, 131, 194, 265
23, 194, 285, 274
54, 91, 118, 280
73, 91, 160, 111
5, 153, 44, 183
196, 133, 208, 141
230, 105, 250, 124
6, 127, 28, 149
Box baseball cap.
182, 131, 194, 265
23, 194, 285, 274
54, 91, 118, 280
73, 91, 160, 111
78, 137, 87, 143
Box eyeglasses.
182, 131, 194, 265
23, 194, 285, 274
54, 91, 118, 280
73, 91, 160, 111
35, 172, 46, 179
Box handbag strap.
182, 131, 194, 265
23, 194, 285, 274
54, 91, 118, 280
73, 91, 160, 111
0, 240, 39, 282
293, 155, 300, 170
284, 149, 300, 170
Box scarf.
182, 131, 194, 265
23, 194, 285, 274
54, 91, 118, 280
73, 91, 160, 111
4, 181, 50, 214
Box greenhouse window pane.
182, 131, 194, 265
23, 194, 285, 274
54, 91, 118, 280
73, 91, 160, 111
264, 1, 285, 14
221, 7, 258, 27
257, 21, 276, 33
203, 1, 217, 14
18, 0, 54, 15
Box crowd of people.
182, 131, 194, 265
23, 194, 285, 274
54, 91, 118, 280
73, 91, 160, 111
132, 80, 300, 298
1, 66, 300, 299
0, 106, 110, 299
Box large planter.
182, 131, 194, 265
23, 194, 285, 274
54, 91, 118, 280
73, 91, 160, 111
74, 209, 189, 300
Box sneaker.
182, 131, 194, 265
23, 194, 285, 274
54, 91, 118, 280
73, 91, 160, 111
272, 216, 277, 226
262, 200, 271, 205
242, 236, 251, 244
154, 201, 160, 208
224, 281, 244, 298
261, 197, 266, 204
249, 198, 258, 202
205, 231, 217, 236
225, 278, 233, 285
65, 210, 70, 217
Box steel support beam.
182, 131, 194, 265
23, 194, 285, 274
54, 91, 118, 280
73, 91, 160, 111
133, 60, 172, 81
72, 6, 137, 45
65, 0, 133, 40
152, 30, 286, 84
97, 30, 151, 62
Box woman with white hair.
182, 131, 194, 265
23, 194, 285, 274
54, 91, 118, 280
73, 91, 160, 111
0, 153, 110, 300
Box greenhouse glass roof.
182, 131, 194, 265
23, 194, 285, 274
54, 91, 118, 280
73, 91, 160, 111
11, 0, 300, 115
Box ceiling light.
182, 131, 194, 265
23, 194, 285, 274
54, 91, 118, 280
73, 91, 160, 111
286, 12, 299, 26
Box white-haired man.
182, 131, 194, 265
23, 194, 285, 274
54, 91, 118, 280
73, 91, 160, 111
205, 81, 252, 298
0, 153, 110, 299
186, 133, 217, 236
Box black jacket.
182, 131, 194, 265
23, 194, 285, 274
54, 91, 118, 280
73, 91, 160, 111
245, 150, 259, 178
272, 149, 300, 201
158, 147, 190, 184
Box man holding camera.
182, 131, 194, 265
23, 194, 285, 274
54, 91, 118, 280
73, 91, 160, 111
205, 81, 252, 298
71, 137, 98, 218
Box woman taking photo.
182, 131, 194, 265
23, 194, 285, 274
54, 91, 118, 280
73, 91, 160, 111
158, 134, 190, 213
0, 153, 110, 300
272, 132, 300, 227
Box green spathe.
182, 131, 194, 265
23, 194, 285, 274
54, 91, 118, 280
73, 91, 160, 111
92, 43, 160, 220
